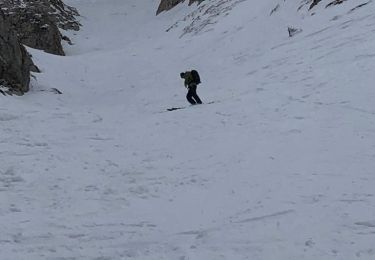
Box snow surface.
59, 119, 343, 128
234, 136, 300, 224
1, 0, 375, 259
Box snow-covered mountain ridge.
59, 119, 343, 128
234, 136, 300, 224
1, 0, 375, 259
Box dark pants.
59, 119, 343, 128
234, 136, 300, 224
186, 85, 202, 105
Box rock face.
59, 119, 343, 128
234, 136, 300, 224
0, 11, 33, 94
156, 0, 205, 15
0, 0, 79, 94
0, 0, 80, 56
8, 10, 65, 56
157, 0, 184, 15
309, 0, 322, 10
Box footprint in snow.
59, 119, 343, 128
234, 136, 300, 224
355, 221, 375, 228
0, 113, 19, 121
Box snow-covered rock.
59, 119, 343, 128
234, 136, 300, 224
157, 0, 204, 15
0, 10, 33, 94
0, 0, 79, 94
0, 0, 80, 55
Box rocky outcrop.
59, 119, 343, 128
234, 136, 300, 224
0, 0, 80, 55
7, 10, 65, 55
309, 0, 351, 10
309, 0, 322, 10
0, 0, 79, 94
0, 11, 33, 94
157, 0, 184, 15
157, 0, 205, 15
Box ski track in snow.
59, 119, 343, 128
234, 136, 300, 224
1, 0, 375, 259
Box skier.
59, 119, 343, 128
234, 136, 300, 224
180, 70, 202, 105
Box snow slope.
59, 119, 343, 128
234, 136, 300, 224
1, 0, 375, 259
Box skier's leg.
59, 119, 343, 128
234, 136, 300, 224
193, 93, 202, 104
191, 86, 202, 104
186, 89, 196, 105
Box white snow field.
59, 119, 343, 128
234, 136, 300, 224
1, 0, 375, 259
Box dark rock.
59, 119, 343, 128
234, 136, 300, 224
9, 10, 65, 55
0, 0, 79, 95
288, 27, 303, 37
1, 0, 80, 56
326, 0, 348, 8
348, 2, 370, 13
309, 0, 351, 10
0, 11, 33, 94
157, 0, 185, 15
157, 0, 205, 15
50, 88, 63, 94
309, 0, 322, 10
270, 4, 280, 15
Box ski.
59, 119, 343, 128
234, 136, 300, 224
163, 101, 217, 113
167, 107, 186, 111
